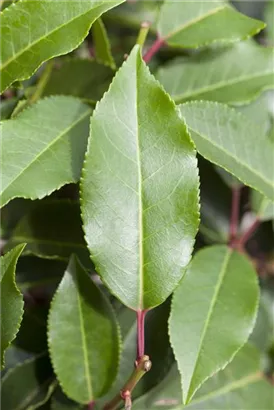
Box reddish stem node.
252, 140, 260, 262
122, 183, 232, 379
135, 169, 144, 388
136, 310, 147, 359
143, 37, 165, 63
87, 401, 95, 410
229, 186, 241, 246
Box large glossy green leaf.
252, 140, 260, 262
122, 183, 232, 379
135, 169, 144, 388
42, 59, 113, 103
6, 200, 90, 265
0, 96, 91, 208
1, 353, 55, 410
251, 190, 274, 221
157, 0, 265, 49
157, 41, 274, 104
81, 45, 200, 310
48, 255, 120, 403
1, 244, 25, 368
92, 18, 115, 69
133, 344, 273, 409
169, 245, 259, 404
0, 0, 124, 91
180, 101, 274, 200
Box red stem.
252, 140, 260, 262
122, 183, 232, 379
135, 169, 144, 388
143, 37, 165, 63
229, 186, 241, 245
136, 310, 147, 359
237, 218, 261, 248
87, 401, 95, 410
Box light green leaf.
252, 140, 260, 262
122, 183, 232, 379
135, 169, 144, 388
92, 18, 115, 69
81, 45, 200, 310
180, 101, 274, 200
6, 200, 90, 265
0, 0, 124, 92
265, 0, 274, 45
0, 96, 91, 208
42, 59, 113, 103
48, 255, 120, 403
169, 245, 259, 404
1, 353, 55, 410
251, 190, 274, 221
157, 0, 265, 49
236, 92, 272, 135
157, 41, 274, 104
250, 291, 274, 352
1, 244, 25, 368
133, 344, 273, 409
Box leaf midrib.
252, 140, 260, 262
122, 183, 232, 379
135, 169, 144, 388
187, 248, 232, 401
75, 269, 93, 400
1, 2, 105, 71
163, 4, 226, 40
2, 108, 91, 196
186, 122, 273, 190
135, 56, 144, 310
14, 376, 54, 410
174, 71, 273, 102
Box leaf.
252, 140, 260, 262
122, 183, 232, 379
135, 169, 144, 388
0, 0, 124, 92
48, 255, 120, 403
250, 291, 274, 352
251, 190, 274, 221
133, 344, 273, 409
157, 41, 274, 104
42, 59, 113, 103
1, 353, 56, 410
1, 244, 25, 368
81, 45, 200, 310
265, 0, 274, 45
0, 96, 91, 208
6, 199, 90, 266
157, 0, 265, 49
180, 101, 274, 200
92, 19, 116, 69
169, 245, 259, 404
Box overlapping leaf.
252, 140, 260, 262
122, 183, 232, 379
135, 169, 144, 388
6, 200, 90, 265
169, 245, 259, 404
81, 45, 200, 310
157, 0, 265, 49
157, 41, 274, 104
1, 353, 55, 410
1, 244, 25, 368
180, 101, 274, 200
0, 96, 91, 207
48, 255, 120, 403
133, 344, 273, 409
92, 18, 115, 69
0, 0, 124, 91
251, 190, 274, 221
42, 59, 113, 103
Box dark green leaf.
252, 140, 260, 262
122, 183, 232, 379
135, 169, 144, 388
250, 290, 274, 352
42, 59, 113, 103
0, 97, 91, 207
1, 353, 55, 410
180, 101, 274, 200
0, 0, 124, 91
169, 245, 259, 404
265, 0, 274, 45
157, 1, 265, 49
157, 41, 274, 104
1, 244, 25, 368
48, 255, 120, 403
6, 200, 90, 266
92, 19, 115, 69
81, 45, 200, 310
